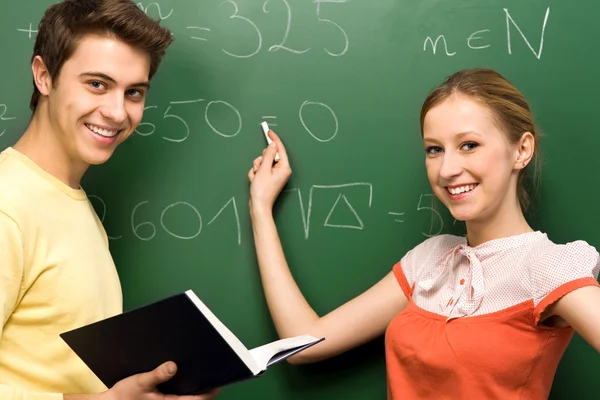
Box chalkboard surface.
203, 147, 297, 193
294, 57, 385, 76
1, 1, 598, 398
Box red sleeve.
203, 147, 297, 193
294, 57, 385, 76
393, 262, 414, 299
531, 240, 600, 324
533, 277, 600, 324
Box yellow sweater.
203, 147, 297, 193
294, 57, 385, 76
0, 147, 122, 399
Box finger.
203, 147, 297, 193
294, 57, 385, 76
137, 361, 176, 389
199, 388, 222, 399
259, 140, 277, 172
268, 130, 289, 165
170, 388, 222, 400
253, 156, 262, 172
248, 168, 255, 182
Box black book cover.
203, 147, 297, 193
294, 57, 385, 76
60, 292, 253, 395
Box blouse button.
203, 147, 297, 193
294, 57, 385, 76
460, 279, 465, 285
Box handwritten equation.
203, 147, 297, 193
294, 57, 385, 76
17, 3, 551, 60
186, 0, 349, 58
89, 183, 451, 245
135, 98, 339, 143
18, 0, 350, 58
423, 7, 550, 59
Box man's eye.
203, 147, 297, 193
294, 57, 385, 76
127, 89, 144, 98
89, 81, 106, 90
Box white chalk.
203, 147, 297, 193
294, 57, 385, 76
261, 121, 280, 162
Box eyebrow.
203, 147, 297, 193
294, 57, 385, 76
455, 130, 482, 139
79, 72, 151, 89
423, 130, 482, 143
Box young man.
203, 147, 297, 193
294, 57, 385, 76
0, 1, 219, 399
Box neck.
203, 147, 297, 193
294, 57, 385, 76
465, 194, 533, 247
13, 105, 89, 189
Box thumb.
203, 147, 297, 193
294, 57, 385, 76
138, 361, 177, 389
258, 140, 277, 172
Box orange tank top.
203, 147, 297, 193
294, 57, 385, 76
384, 233, 600, 399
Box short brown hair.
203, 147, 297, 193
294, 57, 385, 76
420, 68, 542, 212
30, 0, 173, 111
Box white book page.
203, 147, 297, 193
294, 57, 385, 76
185, 290, 260, 375
248, 335, 320, 371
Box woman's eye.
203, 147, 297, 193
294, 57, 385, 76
425, 146, 443, 155
461, 142, 478, 151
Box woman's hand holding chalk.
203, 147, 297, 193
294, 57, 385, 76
261, 121, 280, 162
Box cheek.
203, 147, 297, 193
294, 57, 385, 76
128, 103, 145, 128
475, 152, 513, 186
425, 158, 439, 184
63, 91, 97, 124
50, 86, 75, 117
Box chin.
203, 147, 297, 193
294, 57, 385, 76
449, 208, 479, 222
83, 149, 117, 165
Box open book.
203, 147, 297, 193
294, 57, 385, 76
60, 290, 324, 395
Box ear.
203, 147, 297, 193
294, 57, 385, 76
31, 55, 53, 96
514, 131, 535, 170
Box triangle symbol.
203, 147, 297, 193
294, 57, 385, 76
324, 194, 364, 230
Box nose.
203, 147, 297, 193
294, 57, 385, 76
439, 151, 462, 180
100, 92, 127, 125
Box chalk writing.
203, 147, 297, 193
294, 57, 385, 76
417, 194, 443, 237
423, 35, 456, 56
261, 116, 278, 127
207, 197, 241, 245
286, 182, 373, 239
88, 188, 451, 245
135, 99, 241, 140
136, 2, 173, 20
161, 202, 203, 240
136, 99, 337, 143
467, 29, 490, 50
264, 0, 310, 54
220, 0, 263, 58
135, 106, 158, 136
423, 7, 550, 59
315, 0, 349, 57
388, 211, 405, 223
0, 104, 16, 138
205, 100, 242, 138
196, 0, 349, 57
299, 101, 339, 143
17, 23, 38, 39
90, 196, 241, 244
131, 201, 156, 241
135, 100, 200, 142
324, 193, 365, 229
505, 7, 550, 60
164, 99, 204, 142
187, 27, 211, 41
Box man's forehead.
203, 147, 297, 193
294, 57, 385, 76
64, 34, 151, 84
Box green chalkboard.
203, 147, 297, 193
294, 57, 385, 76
1, 0, 599, 398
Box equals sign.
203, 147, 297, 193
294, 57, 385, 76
262, 116, 278, 127
388, 211, 405, 223
186, 27, 211, 41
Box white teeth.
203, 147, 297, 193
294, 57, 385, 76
448, 184, 477, 195
86, 124, 118, 138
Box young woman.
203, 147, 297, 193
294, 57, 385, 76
247, 68, 600, 399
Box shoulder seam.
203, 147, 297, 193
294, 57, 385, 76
0, 209, 26, 309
